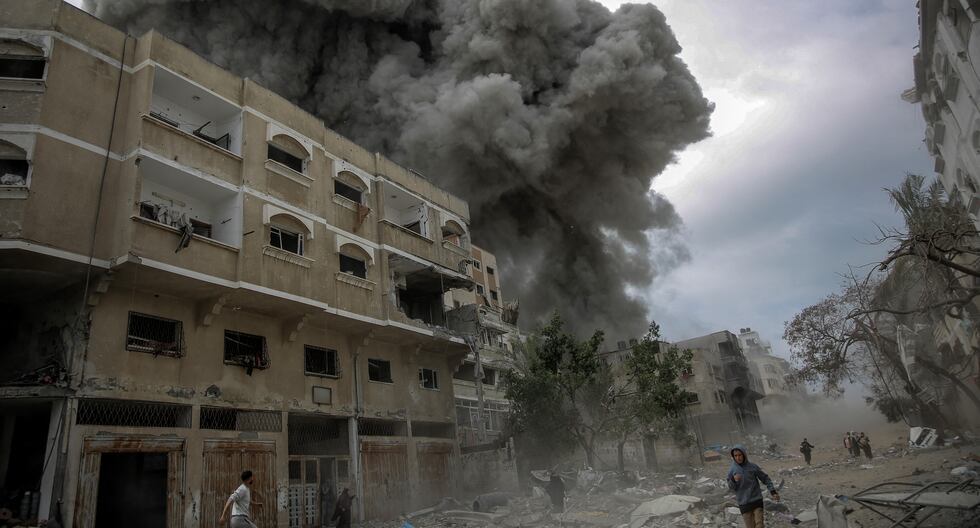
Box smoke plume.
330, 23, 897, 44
87, 0, 712, 337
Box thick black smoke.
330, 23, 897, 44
87, 0, 712, 338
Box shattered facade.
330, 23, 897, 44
673, 331, 765, 449
0, 0, 479, 525
737, 329, 806, 401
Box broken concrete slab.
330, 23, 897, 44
628, 495, 703, 528
439, 510, 506, 524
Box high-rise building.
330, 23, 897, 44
0, 1, 480, 524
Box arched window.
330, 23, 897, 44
263, 204, 314, 257
441, 219, 467, 247
0, 139, 29, 187
335, 171, 367, 204
339, 243, 372, 279
0, 39, 45, 80
267, 134, 309, 174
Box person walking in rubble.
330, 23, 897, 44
727, 445, 779, 528
858, 432, 873, 460
851, 432, 862, 457
546, 473, 566, 514
332, 488, 354, 528
842, 432, 852, 457
219, 470, 263, 528
799, 438, 814, 465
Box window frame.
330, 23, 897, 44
334, 179, 363, 204
476, 285, 485, 295
126, 311, 184, 358
304, 345, 340, 378
270, 225, 304, 256
223, 330, 270, 370
339, 253, 367, 279
367, 358, 393, 383
418, 368, 439, 390
267, 142, 305, 174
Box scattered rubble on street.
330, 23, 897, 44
359, 440, 980, 528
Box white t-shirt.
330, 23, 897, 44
230, 484, 251, 517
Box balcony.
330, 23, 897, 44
389, 254, 472, 331
131, 156, 241, 280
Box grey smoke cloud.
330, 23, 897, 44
87, 0, 712, 337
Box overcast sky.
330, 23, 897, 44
593, 0, 934, 359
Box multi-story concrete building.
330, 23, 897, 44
445, 245, 519, 447
907, 0, 980, 225
737, 328, 803, 401
673, 331, 764, 447
0, 1, 478, 526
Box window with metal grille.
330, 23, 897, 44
334, 180, 362, 203
304, 345, 339, 377
224, 330, 270, 372
199, 406, 282, 431
288, 416, 342, 452
126, 312, 184, 357
339, 254, 366, 279
76, 399, 191, 428
267, 143, 304, 173
357, 418, 407, 436
270, 225, 304, 255
368, 358, 392, 383
418, 368, 439, 390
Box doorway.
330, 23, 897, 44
94, 453, 168, 528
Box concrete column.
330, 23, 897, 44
347, 416, 363, 522
38, 399, 65, 522
0, 414, 15, 488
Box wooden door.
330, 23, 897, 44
360, 441, 409, 520
201, 441, 276, 528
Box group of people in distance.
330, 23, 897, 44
843, 431, 874, 460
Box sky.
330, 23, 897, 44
66, 0, 934, 366
595, 0, 934, 361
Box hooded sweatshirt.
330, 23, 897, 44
726, 445, 775, 513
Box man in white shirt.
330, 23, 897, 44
219, 470, 263, 527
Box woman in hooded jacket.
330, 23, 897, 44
727, 445, 779, 528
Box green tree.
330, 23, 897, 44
505, 314, 692, 469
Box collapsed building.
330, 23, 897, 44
737, 328, 807, 417
0, 0, 487, 525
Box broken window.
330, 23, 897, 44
418, 368, 439, 390
685, 392, 700, 404
490, 290, 499, 302
0, 139, 29, 187
487, 267, 495, 275
223, 330, 269, 372
412, 421, 454, 438
339, 254, 366, 279
334, 180, 362, 203
270, 225, 304, 255
126, 312, 183, 357
473, 260, 482, 270
476, 285, 485, 295
441, 220, 466, 247
268, 143, 304, 173
304, 345, 339, 377
368, 358, 392, 383
0, 40, 45, 79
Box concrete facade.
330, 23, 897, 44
908, 0, 980, 227
0, 1, 477, 525
673, 331, 764, 448
737, 328, 803, 400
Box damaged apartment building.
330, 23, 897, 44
600, 331, 765, 469
0, 0, 482, 525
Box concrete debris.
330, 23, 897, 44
764, 498, 789, 513
859, 464, 874, 469
472, 492, 513, 512
950, 466, 979, 480
628, 495, 703, 528
909, 426, 938, 448
815, 495, 849, 528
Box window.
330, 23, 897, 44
476, 285, 485, 295
473, 260, 482, 270
685, 392, 700, 404
126, 312, 183, 357
0, 139, 29, 187
0, 40, 45, 80
304, 345, 339, 377
419, 368, 439, 390
487, 267, 495, 275
717, 390, 727, 404
368, 358, 392, 383
268, 143, 304, 173
339, 254, 367, 279
490, 290, 499, 302
334, 180, 362, 203
223, 330, 269, 371
190, 218, 212, 239
270, 225, 304, 255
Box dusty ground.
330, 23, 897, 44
364, 438, 980, 528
